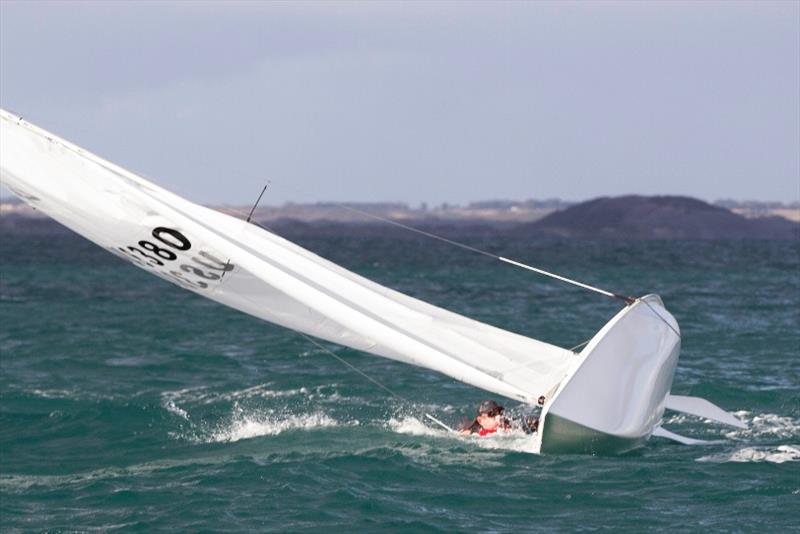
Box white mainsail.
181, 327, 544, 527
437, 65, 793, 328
0, 109, 574, 404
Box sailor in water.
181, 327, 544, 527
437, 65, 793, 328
455, 400, 509, 436
458, 400, 540, 436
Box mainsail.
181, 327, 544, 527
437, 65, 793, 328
0, 109, 574, 404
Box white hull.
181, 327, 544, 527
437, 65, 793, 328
535, 295, 681, 454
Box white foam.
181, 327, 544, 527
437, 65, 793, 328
469, 429, 538, 454
663, 413, 688, 425
31, 388, 77, 399
159, 386, 211, 405
697, 445, 800, 464
160, 389, 199, 420
217, 384, 310, 403
209, 411, 343, 443
663, 411, 799, 442
388, 416, 450, 438
29, 387, 117, 401
725, 412, 800, 440
162, 398, 190, 420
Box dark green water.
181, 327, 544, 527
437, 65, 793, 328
1, 230, 798, 532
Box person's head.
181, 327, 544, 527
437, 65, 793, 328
477, 400, 504, 417
476, 400, 504, 430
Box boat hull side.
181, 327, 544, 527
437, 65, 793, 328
538, 295, 681, 455
539, 413, 648, 455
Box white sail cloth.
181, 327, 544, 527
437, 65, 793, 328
0, 109, 574, 403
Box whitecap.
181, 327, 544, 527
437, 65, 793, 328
212, 384, 310, 403
162, 398, 190, 420
159, 386, 211, 405
663, 413, 688, 425
387, 416, 449, 438
29, 388, 112, 401
697, 445, 800, 464
31, 388, 77, 399
104, 355, 155, 367
208, 411, 344, 443
724, 412, 800, 440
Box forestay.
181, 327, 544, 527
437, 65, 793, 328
0, 109, 574, 403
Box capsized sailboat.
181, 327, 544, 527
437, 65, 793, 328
0, 110, 744, 454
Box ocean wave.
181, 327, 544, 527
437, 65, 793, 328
697, 445, 800, 464
0, 456, 233, 494
381, 442, 509, 468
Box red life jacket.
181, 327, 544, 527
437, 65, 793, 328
466, 418, 511, 436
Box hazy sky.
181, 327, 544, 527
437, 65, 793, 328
1, 1, 798, 206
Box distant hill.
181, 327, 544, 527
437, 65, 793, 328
2, 195, 798, 240
518, 195, 799, 240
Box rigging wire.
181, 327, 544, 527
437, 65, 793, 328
642, 298, 682, 339
234, 185, 633, 303
323, 204, 682, 340
331, 204, 636, 305
298, 333, 413, 406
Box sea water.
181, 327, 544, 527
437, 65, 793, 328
1, 228, 798, 531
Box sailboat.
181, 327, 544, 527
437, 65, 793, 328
0, 109, 744, 454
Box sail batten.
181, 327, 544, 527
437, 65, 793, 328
1, 109, 574, 403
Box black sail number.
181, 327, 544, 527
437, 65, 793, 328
180, 264, 220, 280
115, 247, 146, 266
152, 226, 191, 251
127, 245, 164, 266
169, 270, 209, 289
115, 227, 232, 291
193, 251, 233, 273
138, 240, 177, 261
